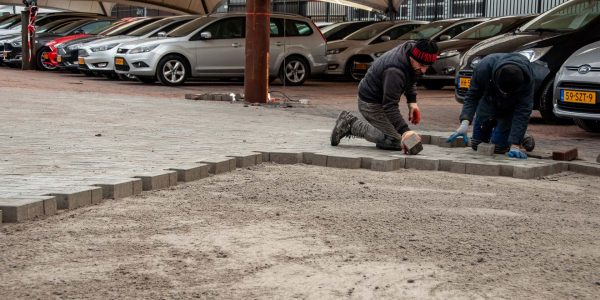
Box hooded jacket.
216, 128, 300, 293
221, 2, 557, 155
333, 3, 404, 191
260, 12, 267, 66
460, 53, 546, 145
358, 41, 418, 134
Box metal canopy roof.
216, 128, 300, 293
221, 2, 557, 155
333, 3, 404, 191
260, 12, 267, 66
0, 0, 403, 15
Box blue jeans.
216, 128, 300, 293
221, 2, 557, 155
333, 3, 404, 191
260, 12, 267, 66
471, 101, 513, 154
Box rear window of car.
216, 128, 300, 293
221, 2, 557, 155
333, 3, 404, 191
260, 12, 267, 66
269, 18, 313, 37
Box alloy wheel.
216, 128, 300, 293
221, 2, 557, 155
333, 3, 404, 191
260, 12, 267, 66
162, 60, 186, 84
284, 60, 306, 84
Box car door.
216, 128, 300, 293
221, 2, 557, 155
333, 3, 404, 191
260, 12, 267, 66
269, 18, 285, 75
191, 17, 245, 76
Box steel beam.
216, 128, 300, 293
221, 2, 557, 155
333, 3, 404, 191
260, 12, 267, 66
244, 0, 270, 103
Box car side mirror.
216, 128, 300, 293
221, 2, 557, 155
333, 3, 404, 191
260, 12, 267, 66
200, 32, 212, 40
157, 31, 167, 38
380, 35, 391, 42
439, 35, 451, 41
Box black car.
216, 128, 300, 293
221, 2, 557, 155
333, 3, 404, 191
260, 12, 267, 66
421, 14, 537, 90
455, 0, 600, 123
321, 21, 377, 41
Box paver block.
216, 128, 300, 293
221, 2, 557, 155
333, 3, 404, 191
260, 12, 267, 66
401, 132, 423, 155
465, 162, 501, 176
90, 187, 104, 204
0, 198, 46, 223
551, 162, 568, 174
371, 158, 404, 172
169, 164, 210, 182
327, 155, 361, 169
49, 187, 95, 210
500, 164, 514, 177
513, 166, 537, 179
528, 151, 553, 160
597, 153, 600, 163
135, 171, 177, 191
254, 151, 270, 163
253, 153, 263, 164
94, 179, 139, 199
439, 160, 466, 174
303, 153, 327, 166
0, 210, 2, 223
200, 158, 236, 174
552, 148, 578, 161
9, 195, 57, 216
228, 154, 257, 168
438, 136, 466, 148
419, 134, 431, 144
185, 94, 202, 100
568, 162, 600, 176
360, 157, 372, 169
477, 143, 495, 156
269, 152, 303, 164
405, 157, 439, 171
132, 180, 143, 195
534, 164, 555, 178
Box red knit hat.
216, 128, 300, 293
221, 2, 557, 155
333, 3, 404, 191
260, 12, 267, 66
410, 39, 439, 65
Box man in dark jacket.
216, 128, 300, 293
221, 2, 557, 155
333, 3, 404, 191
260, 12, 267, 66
447, 53, 544, 159
331, 39, 439, 152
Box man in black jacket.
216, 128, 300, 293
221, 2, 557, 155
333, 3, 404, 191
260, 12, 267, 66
447, 53, 544, 159
331, 39, 439, 152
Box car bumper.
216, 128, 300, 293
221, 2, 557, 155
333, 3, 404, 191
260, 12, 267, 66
114, 52, 160, 76
553, 80, 600, 121
324, 53, 349, 75
80, 49, 117, 72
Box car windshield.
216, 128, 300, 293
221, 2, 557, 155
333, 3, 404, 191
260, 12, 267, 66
344, 22, 394, 40
50, 20, 87, 34
0, 16, 19, 29
167, 16, 213, 37
127, 18, 172, 37
106, 19, 154, 36
520, 0, 600, 32
88, 22, 113, 35
398, 21, 452, 40
455, 17, 518, 39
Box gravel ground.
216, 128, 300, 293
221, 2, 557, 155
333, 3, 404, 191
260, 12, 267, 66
1, 164, 599, 299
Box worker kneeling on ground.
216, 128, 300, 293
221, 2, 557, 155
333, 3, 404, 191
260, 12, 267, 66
447, 53, 542, 159
331, 39, 439, 154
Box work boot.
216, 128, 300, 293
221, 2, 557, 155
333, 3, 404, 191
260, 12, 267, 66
521, 134, 535, 152
330, 111, 358, 146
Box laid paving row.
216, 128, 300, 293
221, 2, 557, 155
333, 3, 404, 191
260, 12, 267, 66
1, 87, 599, 223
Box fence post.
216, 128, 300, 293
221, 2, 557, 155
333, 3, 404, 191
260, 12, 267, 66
482, 0, 487, 17
537, 0, 543, 13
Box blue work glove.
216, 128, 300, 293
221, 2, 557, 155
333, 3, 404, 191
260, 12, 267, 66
507, 146, 527, 159
447, 120, 470, 144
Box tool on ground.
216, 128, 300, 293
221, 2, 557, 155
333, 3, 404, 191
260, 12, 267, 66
401, 131, 423, 155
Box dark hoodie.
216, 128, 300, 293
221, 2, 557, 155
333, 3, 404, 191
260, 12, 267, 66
358, 41, 418, 134
460, 53, 547, 145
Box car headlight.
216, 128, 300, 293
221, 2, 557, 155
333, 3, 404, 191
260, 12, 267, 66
470, 56, 482, 68
326, 47, 347, 55
11, 40, 21, 47
91, 43, 119, 52
517, 46, 552, 62
438, 50, 460, 59
129, 44, 159, 54
67, 43, 83, 51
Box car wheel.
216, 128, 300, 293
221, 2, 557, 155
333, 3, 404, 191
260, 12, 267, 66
345, 58, 363, 82
574, 118, 600, 133
422, 81, 445, 90
103, 72, 119, 80
279, 56, 309, 86
538, 78, 572, 124
157, 55, 189, 86
136, 75, 156, 84
37, 48, 58, 71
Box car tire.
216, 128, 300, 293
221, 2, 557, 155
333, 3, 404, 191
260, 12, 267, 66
538, 78, 572, 124
279, 55, 309, 86
157, 54, 189, 86
136, 75, 156, 84
422, 81, 445, 90
345, 58, 363, 82
37, 47, 58, 71
574, 118, 600, 133
103, 72, 119, 80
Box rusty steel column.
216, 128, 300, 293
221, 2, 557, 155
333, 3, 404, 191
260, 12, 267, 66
21, 10, 34, 70
244, 0, 270, 103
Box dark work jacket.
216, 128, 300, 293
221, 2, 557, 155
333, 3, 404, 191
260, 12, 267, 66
358, 41, 418, 134
460, 53, 546, 145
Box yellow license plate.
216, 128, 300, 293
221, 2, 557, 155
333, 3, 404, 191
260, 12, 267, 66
115, 58, 124, 65
57, 55, 62, 62
562, 89, 596, 104
78, 57, 85, 65
459, 77, 471, 89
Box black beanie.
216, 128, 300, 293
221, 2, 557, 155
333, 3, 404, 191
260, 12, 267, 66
495, 64, 525, 93
410, 39, 439, 65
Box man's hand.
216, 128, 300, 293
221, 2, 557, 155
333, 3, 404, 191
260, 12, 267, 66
507, 145, 527, 159
447, 120, 470, 143
408, 103, 421, 125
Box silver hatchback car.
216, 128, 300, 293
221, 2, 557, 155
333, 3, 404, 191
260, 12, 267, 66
114, 13, 327, 86
553, 40, 600, 133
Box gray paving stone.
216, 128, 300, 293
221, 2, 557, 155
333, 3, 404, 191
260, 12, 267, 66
326, 155, 362, 169
255, 151, 270, 163
228, 154, 257, 168
253, 153, 263, 165
303, 152, 327, 166
477, 143, 495, 156
568, 162, 600, 176
8, 195, 57, 216
513, 166, 537, 179
48, 187, 95, 210
134, 171, 177, 191
94, 179, 140, 199
439, 160, 466, 174
597, 153, 600, 163
371, 158, 404, 172
269, 152, 303, 164
132, 180, 143, 196
168, 164, 210, 182
0, 198, 46, 223
500, 164, 514, 177
551, 162, 568, 174
465, 162, 501, 177
90, 187, 104, 204
534, 164, 555, 178
199, 158, 235, 175
0, 210, 2, 223
419, 134, 431, 145
360, 157, 372, 169
405, 157, 439, 171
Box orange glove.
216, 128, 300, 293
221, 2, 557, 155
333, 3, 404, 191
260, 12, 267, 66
408, 103, 421, 125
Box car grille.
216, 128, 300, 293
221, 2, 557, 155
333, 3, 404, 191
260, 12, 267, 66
455, 70, 473, 98
117, 48, 129, 54
556, 81, 600, 114
4, 43, 13, 52
566, 66, 600, 72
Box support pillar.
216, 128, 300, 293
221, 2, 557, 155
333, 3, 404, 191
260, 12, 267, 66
21, 10, 35, 70
244, 0, 270, 103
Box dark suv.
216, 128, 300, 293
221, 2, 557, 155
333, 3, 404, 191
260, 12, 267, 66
455, 0, 600, 123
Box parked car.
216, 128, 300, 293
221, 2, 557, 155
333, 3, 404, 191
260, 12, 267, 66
553, 40, 600, 132
0, 12, 101, 35
351, 18, 488, 79
320, 20, 377, 41
113, 13, 327, 86
455, 0, 600, 123
325, 20, 428, 80
421, 14, 537, 90
78, 16, 191, 79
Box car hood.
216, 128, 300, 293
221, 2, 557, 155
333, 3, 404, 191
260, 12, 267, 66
85, 35, 136, 48
0, 29, 18, 35
119, 37, 171, 49
48, 34, 89, 47
355, 39, 406, 55
467, 31, 561, 56
563, 40, 600, 68
63, 35, 104, 47
327, 39, 365, 50
437, 39, 479, 53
